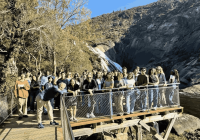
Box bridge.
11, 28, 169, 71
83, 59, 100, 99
0, 83, 183, 140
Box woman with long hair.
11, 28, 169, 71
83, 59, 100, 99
94, 71, 104, 114
67, 78, 80, 121
156, 66, 167, 107
124, 72, 136, 114
168, 70, 179, 106
103, 72, 114, 116
30, 75, 40, 112
74, 73, 81, 85
148, 68, 159, 110
113, 73, 126, 116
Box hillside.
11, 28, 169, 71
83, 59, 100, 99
91, 0, 200, 88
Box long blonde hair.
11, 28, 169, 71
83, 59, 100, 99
156, 66, 164, 74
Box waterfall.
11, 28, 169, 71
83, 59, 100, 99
87, 45, 122, 72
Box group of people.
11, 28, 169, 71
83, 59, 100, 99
14, 66, 180, 129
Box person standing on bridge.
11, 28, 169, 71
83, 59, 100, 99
67, 78, 80, 121
137, 67, 149, 112
35, 82, 67, 129
156, 66, 167, 107
83, 74, 98, 118
14, 73, 30, 120
55, 72, 68, 109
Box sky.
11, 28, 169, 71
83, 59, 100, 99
86, 0, 158, 18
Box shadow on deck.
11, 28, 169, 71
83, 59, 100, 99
0, 109, 63, 140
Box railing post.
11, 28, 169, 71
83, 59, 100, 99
177, 85, 180, 107
11, 89, 13, 116
147, 86, 149, 112
109, 92, 112, 119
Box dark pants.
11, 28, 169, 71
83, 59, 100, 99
30, 89, 40, 110
27, 91, 31, 107
54, 94, 60, 109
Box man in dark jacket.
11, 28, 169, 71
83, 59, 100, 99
36, 82, 66, 129
137, 67, 148, 111
82, 74, 98, 118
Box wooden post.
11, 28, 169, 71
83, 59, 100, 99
109, 92, 112, 119
134, 125, 142, 140
129, 127, 134, 140
164, 114, 177, 140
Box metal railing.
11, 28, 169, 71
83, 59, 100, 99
61, 83, 180, 121
60, 83, 180, 139
0, 89, 18, 125
60, 94, 75, 140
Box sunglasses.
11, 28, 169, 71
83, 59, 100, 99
88, 77, 92, 79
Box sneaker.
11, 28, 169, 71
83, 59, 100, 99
23, 115, 28, 118
117, 113, 123, 116
141, 109, 146, 112
30, 110, 34, 113
86, 113, 90, 118
18, 116, 23, 120
38, 123, 44, 129
130, 112, 134, 114
50, 121, 59, 125
90, 113, 95, 118
159, 105, 163, 108
69, 117, 73, 121
73, 118, 78, 122
124, 112, 130, 115
152, 107, 157, 110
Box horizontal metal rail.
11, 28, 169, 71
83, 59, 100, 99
62, 83, 180, 96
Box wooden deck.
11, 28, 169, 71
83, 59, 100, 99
70, 106, 183, 139
0, 109, 63, 140
0, 106, 183, 140
70, 106, 183, 127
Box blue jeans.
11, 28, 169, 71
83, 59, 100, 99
94, 94, 103, 114
125, 90, 136, 113
81, 92, 85, 106
168, 84, 176, 105
149, 86, 159, 108
140, 89, 147, 110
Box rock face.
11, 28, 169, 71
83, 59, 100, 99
173, 114, 200, 135
181, 84, 200, 94
91, 0, 200, 88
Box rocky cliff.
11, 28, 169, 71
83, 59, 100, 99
91, 0, 200, 88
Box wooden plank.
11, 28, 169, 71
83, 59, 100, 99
139, 121, 150, 132
164, 114, 177, 140
72, 119, 140, 137
70, 107, 183, 127
143, 113, 179, 123
154, 134, 164, 140
134, 125, 142, 140
73, 128, 93, 137
72, 112, 180, 138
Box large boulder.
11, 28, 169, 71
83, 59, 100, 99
173, 114, 200, 135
